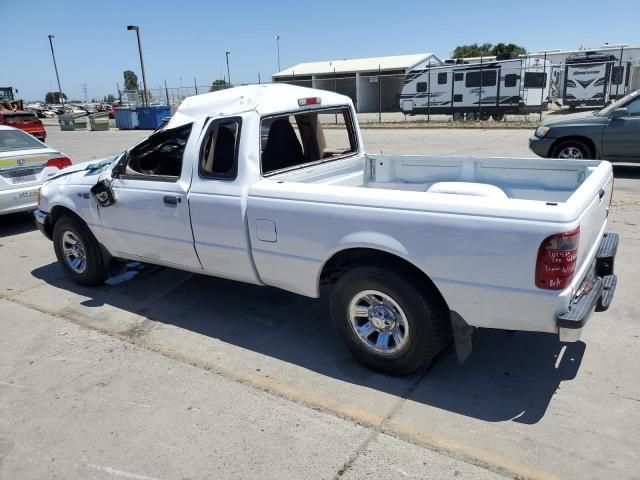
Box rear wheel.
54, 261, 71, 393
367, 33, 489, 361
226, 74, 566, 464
53, 215, 107, 286
491, 112, 505, 121
552, 140, 592, 159
452, 111, 464, 121
466, 112, 477, 121
479, 111, 491, 121
330, 265, 450, 375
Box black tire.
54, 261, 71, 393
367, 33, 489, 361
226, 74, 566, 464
479, 111, 491, 121
551, 139, 593, 159
452, 111, 464, 121
330, 265, 450, 376
466, 112, 477, 121
491, 112, 505, 121
53, 215, 107, 286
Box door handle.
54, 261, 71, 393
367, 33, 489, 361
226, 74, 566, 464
163, 195, 180, 205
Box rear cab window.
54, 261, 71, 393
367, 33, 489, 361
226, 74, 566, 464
260, 107, 358, 176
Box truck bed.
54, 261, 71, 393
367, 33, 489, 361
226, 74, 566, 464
248, 154, 613, 334
278, 154, 601, 203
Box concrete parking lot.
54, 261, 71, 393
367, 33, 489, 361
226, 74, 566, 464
1, 125, 639, 479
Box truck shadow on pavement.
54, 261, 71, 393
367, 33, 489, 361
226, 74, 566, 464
32, 262, 585, 425
0, 212, 37, 239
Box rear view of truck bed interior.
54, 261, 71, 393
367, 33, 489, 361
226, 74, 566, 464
294, 155, 599, 203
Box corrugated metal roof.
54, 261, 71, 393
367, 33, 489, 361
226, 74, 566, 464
272, 53, 440, 77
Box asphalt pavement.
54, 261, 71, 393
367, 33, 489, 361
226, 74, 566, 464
0, 124, 639, 479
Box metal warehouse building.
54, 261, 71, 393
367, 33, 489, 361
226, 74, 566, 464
272, 53, 442, 113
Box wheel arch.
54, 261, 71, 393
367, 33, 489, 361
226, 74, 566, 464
39, 204, 84, 239
319, 246, 450, 313
550, 135, 598, 159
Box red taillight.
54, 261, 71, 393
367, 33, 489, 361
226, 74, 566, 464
47, 156, 72, 169
535, 227, 580, 290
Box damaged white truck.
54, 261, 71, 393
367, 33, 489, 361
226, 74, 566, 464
34, 84, 618, 375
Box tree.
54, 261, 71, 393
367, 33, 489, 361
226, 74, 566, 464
103, 94, 116, 103
452, 42, 526, 58
209, 79, 228, 92
490, 43, 526, 57
45, 91, 67, 104
123, 70, 139, 91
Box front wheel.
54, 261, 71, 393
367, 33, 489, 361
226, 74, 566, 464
330, 265, 450, 375
552, 140, 592, 159
53, 215, 108, 286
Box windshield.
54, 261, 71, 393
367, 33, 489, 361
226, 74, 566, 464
0, 129, 45, 152
597, 90, 639, 116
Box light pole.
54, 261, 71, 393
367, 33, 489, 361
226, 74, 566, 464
126, 25, 149, 106
275, 35, 281, 72
225, 51, 231, 86
47, 35, 65, 108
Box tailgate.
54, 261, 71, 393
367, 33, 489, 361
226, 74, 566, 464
572, 167, 614, 281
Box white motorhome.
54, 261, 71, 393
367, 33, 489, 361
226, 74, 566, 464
400, 55, 552, 120
562, 52, 633, 108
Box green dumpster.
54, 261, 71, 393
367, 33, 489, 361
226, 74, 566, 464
59, 113, 88, 131
89, 112, 110, 131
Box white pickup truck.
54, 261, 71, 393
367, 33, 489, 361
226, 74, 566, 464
34, 84, 618, 375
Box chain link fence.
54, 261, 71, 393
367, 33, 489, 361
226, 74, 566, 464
117, 52, 640, 125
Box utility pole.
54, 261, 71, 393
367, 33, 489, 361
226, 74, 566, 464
47, 35, 65, 107
275, 35, 281, 72
225, 51, 231, 86
126, 25, 149, 106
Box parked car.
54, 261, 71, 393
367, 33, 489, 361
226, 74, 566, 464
0, 110, 47, 142
0, 126, 71, 215
530, 89, 640, 161
34, 84, 617, 375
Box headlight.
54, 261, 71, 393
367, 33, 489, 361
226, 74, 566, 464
535, 126, 550, 138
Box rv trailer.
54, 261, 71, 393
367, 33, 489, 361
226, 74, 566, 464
563, 52, 616, 109
399, 55, 552, 120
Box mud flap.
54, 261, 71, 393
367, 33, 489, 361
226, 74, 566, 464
450, 311, 473, 364
90, 179, 116, 207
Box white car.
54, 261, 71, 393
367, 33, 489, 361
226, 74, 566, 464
0, 126, 72, 215
34, 84, 618, 375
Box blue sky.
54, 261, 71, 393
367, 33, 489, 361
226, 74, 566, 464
5, 0, 639, 101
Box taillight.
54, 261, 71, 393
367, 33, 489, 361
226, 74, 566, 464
47, 156, 72, 169
535, 227, 580, 290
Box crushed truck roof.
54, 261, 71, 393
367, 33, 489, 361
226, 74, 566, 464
168, 84, 352, 128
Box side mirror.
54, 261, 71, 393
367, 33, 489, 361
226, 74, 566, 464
610, 108, 628, 119
91, 179, 116, 207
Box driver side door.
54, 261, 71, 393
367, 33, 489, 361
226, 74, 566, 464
98, 123, 202, 270
602, 96, 640, 161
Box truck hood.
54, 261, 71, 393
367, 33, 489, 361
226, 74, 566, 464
540, 111, 606, 127
47, 154, 119, 185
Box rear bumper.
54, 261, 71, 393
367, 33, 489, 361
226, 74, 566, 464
556, 232, 618, 341
0, 184, 40, 215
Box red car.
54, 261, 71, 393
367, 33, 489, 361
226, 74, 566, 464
0, 111, 46, 142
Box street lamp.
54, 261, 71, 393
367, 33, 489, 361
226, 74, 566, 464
126, 25, 149, 106
275, 35, 281, 72
225, 51, 231, 87
47, 35, 65, 108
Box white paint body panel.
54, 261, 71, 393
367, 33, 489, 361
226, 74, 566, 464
38, 85, 614, 336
